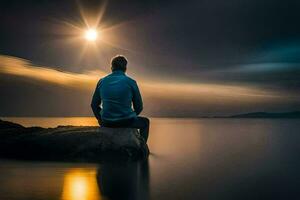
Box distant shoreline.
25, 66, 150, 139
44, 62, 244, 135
226, 111, 300, 118
1, 111, 300, 119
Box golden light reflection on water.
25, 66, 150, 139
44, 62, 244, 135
2, 117, 99, 128
61, 169, 101, 200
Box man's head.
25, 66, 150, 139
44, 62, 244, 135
111, 55, 128, 72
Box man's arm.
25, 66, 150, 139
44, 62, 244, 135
91, 80, 102, 122
132, 81, 143, 115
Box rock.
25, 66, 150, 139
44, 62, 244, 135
0, 119, 149, 162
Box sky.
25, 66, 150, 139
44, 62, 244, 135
0, 0, 300, 117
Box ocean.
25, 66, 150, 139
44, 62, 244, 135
0, 118, 299, 200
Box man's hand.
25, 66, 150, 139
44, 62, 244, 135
91, 79, 102, 123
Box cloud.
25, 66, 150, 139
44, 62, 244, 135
0, 54, 288, 98
0, 54, 298, 116
0, 55, 106, 90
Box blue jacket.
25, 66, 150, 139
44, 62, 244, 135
91, 70, 143, 122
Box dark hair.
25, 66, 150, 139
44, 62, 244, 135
111, 55, 127, 72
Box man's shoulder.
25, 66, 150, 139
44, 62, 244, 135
124, 75, 137, 83
97, 74, 111, 83
96, 76, 106, 87
97, 73, 137, 85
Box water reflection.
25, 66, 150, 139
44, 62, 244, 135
61, 168, 101, 200
1, 119, 299, 200
97, 160, 150, 200
60, 160, 150, 200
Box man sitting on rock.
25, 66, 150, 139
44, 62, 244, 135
91, 55, 150, 142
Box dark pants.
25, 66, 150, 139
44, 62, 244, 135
101, 117, 150, 142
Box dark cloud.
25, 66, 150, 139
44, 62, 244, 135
0, 55, 299, 117
0, 0, 299, 116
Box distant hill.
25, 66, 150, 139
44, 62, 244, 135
229, 111, 300, 118
0, 119, 24, 129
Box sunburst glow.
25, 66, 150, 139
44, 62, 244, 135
84, 29, 98, 41
55, 1, 134, 62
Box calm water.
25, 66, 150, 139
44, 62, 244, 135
0, 118, 299, 200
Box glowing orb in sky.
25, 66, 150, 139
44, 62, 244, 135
84, 29, 98, 41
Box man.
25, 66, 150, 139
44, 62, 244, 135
91, 55, 150, 142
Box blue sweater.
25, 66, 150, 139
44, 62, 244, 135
91, 70, 143, 122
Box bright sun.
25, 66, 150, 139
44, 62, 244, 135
84, 29, 98, 41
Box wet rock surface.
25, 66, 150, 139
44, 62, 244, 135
0, 119, 149, 162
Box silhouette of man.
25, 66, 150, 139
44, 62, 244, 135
91, 55, 150, 142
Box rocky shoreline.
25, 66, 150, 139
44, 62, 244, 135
0, 119, 149, 162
